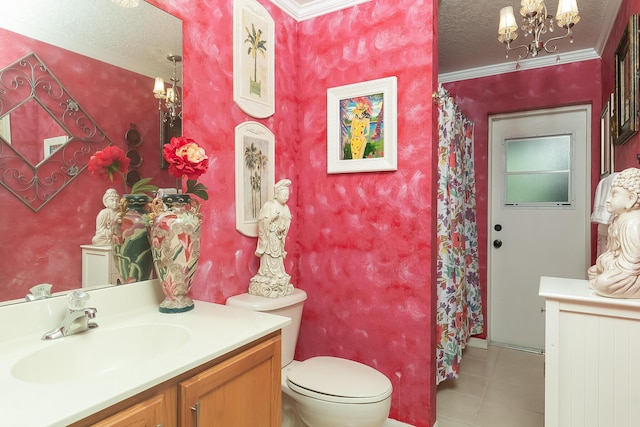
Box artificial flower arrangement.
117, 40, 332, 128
88, 136, 209, 199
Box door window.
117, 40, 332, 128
504, 134, 573, 207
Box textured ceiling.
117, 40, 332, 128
0, 0, 620, 83
0, 0, 182, 81
438, 0, 621, 79
273, 0, 621, 80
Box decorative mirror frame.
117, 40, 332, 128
0, 53, 110, 211
613, 14, 639, 145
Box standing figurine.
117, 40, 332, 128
249, 179, 294, 298
91, 188, 119, 246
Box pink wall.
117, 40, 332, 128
443, 60, 603, 339
151, 0, 438, 425
0, 29, 173, 301
603, 0, 640, 170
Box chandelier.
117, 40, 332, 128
498, 0, 580, 68
153, 55, 182, 127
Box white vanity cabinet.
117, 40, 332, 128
539, 276, 640, 427
81, 245, 119, 287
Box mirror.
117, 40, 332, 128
0, 1, 181, 305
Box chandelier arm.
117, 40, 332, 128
504, 37, 533, 58
542, 27, 573, 54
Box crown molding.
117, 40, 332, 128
438, 48, 600, 83
269, 0, 371, 21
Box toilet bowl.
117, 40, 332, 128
226, 289, 392, 427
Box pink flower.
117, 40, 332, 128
163, 136, 209, 180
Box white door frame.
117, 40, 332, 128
487, 104, 592, 350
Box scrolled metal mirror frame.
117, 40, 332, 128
0, 53, 110, 211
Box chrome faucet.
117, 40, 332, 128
42, 290, 98, 340
25, 283, 53, 301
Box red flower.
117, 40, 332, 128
88, 145, 130, 183
163, 136, 209, 180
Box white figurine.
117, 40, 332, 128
91, 188, 120, 246
249, 179, 294, 298
588, 168, 640, 298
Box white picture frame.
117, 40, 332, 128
0, 114, 11, 144
327, 76, 398, 174
43, 135, 68, 159
233, 0, 275, 119
235, 121, 275, 237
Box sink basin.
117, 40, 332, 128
11, 323, 191, 384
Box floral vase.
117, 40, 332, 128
111, 194, 154, 284
148, 194, 202, 313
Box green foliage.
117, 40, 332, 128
130, 177, 158, 195
186, 179, 209, 200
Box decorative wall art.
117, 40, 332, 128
326, 76, 398, 174
614, 14, 638, 145
233, 0, 275, 119
600, 101, 613, 177
235, 121, 275, 237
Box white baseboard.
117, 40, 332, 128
384, 419, 416, 427
468, 337, 488, 349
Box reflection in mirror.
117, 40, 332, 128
0, 53, 110, 211
0, 1, 181, 306
7, 99, 71, 164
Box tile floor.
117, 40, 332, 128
436, 345, 545, 427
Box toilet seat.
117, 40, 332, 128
286, 356, 392, 404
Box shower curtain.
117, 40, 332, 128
435, 84, 484, 384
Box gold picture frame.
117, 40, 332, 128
614, 14, 638, 145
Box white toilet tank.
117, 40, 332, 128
226, 289, 307, 367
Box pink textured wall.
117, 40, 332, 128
0, 29, 173, 301
603, 0, 640, 170
151, 0, 438, 424
444, 60, 603, 338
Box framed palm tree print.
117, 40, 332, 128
235, 121, 275, 237
233, 0, 275, 118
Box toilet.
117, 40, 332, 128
226, 289, 392, 427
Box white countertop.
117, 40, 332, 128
539, 276, 640, 309
0, 281, 290, 427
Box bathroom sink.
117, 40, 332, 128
11, 323, 190, 384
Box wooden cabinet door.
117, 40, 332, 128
179, 335, 281, 427
90, 389, 176, 427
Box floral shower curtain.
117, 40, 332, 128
435, 84, 484, 384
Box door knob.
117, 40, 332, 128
493, 239, 502, 248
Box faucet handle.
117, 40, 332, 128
68, 290, 90, 310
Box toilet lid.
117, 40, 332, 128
286, 356, 392, 404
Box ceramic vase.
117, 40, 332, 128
111, 194, 154, 284
148, 194, 202, 313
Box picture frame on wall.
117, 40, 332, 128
326, 76, 398, 174
234, 121, 275, 237
233, 0, 275, 119
600, 102, 613, 177
613, 14, 638, 145
0, 115, 11, 144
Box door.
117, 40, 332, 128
489, 105, 591, 352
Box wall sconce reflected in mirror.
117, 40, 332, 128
153, 55, 182, 128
